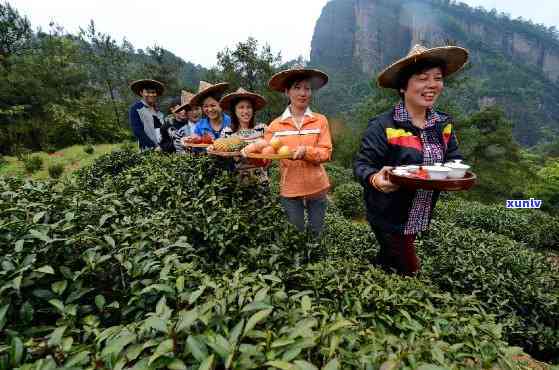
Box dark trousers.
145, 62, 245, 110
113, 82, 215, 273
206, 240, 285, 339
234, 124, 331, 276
280, 196, 327, 236
372, 228, 420, 276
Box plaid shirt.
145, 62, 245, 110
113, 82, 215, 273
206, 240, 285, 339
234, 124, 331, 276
393, 102, 444, 235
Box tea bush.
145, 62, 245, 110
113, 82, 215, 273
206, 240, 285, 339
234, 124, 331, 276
332, 182, 365, 219
76, 148, 145, 189
324, 163, 354, 190
23, 156, 43, 174
0, 151, 528, 368
119, 141, 138, 152
418, 220, 559, 361
83, 144, 95, 154
321, 213, 376, 261
435, 197, 559, 250
47, 163, 64, 179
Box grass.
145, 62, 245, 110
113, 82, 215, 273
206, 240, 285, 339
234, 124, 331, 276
0, 143, 129, 180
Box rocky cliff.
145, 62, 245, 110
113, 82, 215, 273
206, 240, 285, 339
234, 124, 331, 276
311, 0, 559, 83
310, 0, 559, 145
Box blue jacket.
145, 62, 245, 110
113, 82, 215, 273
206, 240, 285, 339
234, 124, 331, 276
129, 100, 165, 150
193, 113, 231, 139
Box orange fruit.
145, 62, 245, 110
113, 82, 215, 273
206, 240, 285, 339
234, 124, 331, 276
270, 137, 282, 150
262, 146, 276, 155
277, 145, 291, 156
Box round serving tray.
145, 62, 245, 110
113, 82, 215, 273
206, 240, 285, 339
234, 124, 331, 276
183, 143, 211, 148
206, 148, 241, 157
388, 170, 477, 191
246, 152, 291, 160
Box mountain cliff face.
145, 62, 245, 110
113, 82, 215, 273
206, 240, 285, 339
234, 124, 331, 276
311, 0, 559, 81
310, 0, 559, 145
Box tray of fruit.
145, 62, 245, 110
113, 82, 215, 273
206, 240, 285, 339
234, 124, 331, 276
387, 161, 476, 191
181, 134, 214, 148
246, 137, 292, 160
206, 137, 248, 157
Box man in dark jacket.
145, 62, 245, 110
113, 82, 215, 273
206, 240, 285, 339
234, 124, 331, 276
128, 79, 166, 151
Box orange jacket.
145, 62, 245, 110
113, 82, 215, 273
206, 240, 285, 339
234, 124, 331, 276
263, 111, 332, 198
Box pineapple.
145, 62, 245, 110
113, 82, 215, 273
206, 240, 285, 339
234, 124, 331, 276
212, 136, 246, 152
213, 138, 230, 152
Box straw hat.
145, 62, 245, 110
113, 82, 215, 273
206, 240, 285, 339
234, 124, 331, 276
377, 44, 469, 89
268, 67, 329, 92
219, 87, 267, 112
189, 81, 229, 107
130, 79, 165, 96
173, 90, 195, 113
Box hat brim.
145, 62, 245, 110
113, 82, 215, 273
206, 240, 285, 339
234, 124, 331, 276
130, 79, 165, 96
189, 83, 229, 107
268, 68, 329, 92
173, 102, 193, 113
219, 91, 267, 112
377, 46, 469, 89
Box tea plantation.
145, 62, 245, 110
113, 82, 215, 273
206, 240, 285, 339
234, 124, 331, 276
1, 150, 558, 369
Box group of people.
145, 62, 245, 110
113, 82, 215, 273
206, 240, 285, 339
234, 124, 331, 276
128, 44, 469, 276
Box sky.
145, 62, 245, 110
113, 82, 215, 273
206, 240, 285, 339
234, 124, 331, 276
8, 0, 559, 68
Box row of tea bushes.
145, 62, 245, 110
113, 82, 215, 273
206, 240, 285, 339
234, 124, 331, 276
0, 151, 527, 368
434, 197, 559, 250
418, 220, 559, 362
9, 262, 522, 370
319, 209, 559, 362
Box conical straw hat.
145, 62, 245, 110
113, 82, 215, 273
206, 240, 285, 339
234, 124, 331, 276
189, 81, 229, 106
219, 87, 267, 111
377, 44, 469, 89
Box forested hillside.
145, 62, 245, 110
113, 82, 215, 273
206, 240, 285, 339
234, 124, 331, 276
0, 2, 207, 155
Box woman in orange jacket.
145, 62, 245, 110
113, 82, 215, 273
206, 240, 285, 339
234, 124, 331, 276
243, 68, 332, 236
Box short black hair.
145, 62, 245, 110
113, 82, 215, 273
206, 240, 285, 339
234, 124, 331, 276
204, 93, 223, 104
396, 58, 447, 98
285, 75, 313, 90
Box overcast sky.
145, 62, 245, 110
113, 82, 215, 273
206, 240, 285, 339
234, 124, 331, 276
8, 0, 559, 67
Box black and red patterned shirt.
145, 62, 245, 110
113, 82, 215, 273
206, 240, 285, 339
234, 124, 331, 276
393, 102, 444, 235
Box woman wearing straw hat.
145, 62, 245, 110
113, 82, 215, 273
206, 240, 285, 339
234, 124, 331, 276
128, 79, 165, 151
220, 87, 268, 141
244, 68, 332, 237
160, 91, 195, 154
354, 44, 468, 276
219, 87, 270, 184
188, 81, 231, 140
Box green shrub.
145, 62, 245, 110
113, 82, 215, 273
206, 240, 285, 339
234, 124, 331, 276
419, 220, 559, 361
321, 213, 376, 261
325, 162, 354, 189
47, 163, 64, 178
435, 197, 559, 250
119, 141, 137, 152
83, 144, 95, 154
0, 153, 526, 368
76, 148, 145, 189
332, 182, 365, 219
268, 162, 280, 195
23, 155, 43, 173
44, 145, 57, 154
0, 156, 6, 167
